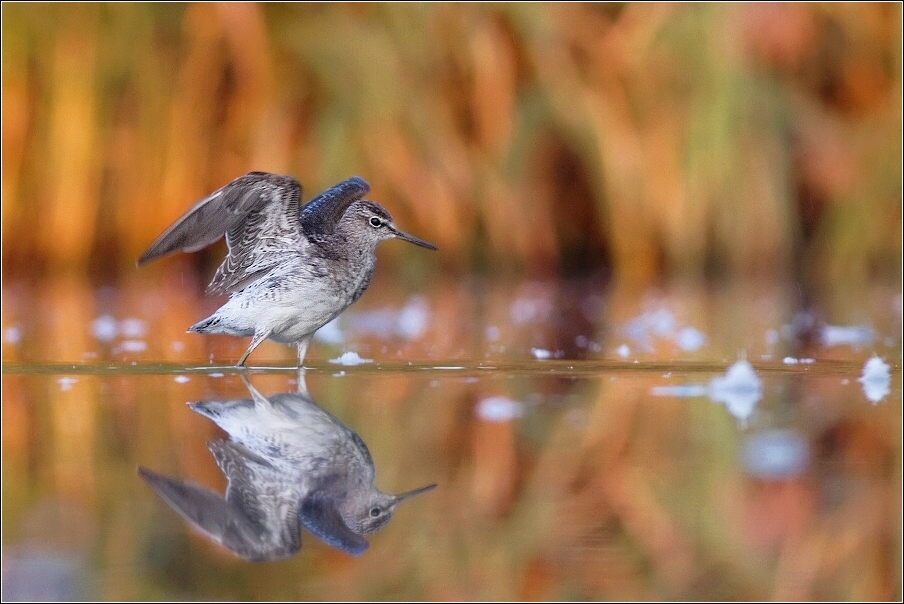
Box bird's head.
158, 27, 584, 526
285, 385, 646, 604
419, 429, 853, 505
341, 201, 437, 252
344, 482, 438, 535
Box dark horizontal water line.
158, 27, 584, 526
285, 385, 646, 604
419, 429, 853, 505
0, 358, 881, 377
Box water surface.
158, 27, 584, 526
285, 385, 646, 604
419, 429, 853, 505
2, 275, 901, 600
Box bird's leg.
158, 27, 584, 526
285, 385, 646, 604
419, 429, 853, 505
236, 332, 269, 367
295, 336, 312, 395
296, 367, 309, 397
240, 374, 273, 409
295, 336, 311, 368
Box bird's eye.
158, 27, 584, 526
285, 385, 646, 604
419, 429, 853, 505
370, 507, 381, 518
369, 217, 382, 228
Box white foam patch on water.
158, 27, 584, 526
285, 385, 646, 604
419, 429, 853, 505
174, 375, 190, 384
328, 351, 373, 366
91, 315, 118, 342
475, 396, 524, 422
859, 355, 890, 403
708, 360, 762, 424
783, 357, 799, 364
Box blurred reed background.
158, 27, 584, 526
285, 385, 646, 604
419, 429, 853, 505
2, 3, 900, 288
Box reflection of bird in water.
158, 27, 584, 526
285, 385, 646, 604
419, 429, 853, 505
138, 380, 436, 561
138, 173, 436, 367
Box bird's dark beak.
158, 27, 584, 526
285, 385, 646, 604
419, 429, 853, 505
392, 483, 438, 504
391, 227, 437, 250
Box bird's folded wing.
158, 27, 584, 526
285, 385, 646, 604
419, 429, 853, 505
299, 176, 370, 239
299, 489, 369, 556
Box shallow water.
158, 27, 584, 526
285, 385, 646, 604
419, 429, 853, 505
2, 274, 901, 600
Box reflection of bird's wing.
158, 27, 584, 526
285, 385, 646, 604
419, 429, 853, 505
137, 441, 306, 562
139, 466, 233, 549
138, 172, 305, 295
209, 439, 304, 561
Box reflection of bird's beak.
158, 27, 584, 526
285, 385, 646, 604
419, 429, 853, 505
392, 483, 438, 504
392, 227, 438, 250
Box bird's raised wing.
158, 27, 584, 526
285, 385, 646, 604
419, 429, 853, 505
138, 172, 304, 295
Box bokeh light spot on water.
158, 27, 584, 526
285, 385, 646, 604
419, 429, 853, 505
115, 340, 147, 354
314, 317, 344, 344
675, 327, 706, 351
90, 316, 118, 342
742, 429, 810, 479
475, 396, 524, 422
57, 377, 78, 391
820, 324, 876, 347
119, 318, 147, 339
4, 325, 23, 344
